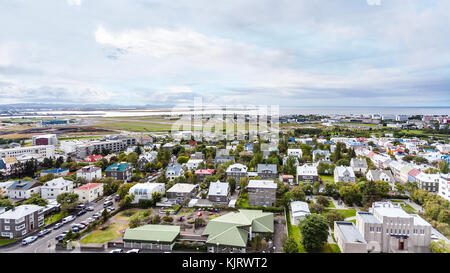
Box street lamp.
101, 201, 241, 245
216, 242, 219, 253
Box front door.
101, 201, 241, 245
398, 240, 404, 250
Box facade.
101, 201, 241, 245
74, 136, 137, 158
0, 205, 45, 238
185, 159, 204, 171
136, 151, 157, 170
129, 183, 165, 204
105, 163, 133, 182
214, 155, 235, 165
7, 181, 42, 200
74, 183, 104, 203
32, 134, 58, 146
207, 181, 230, 206
290, 201, 310, 225
296, 164, 319, 184
226, 163, 248, 186
350, 158, 368, 174
356, 202, 432, 253
165, 165, 185, 181
287, 149, 303, 158
40, 178, 73, 200
195, 169, 214, 183
313, 150, 331, 161
166, 183, 198, 204
334, 166, 356, 183
0, 145, 55, 159
257, 164, 277, 180
76, 165, 102, 182
123, 225, 180, 251
415, 173, 440, 193
334, 221, 368, 253
247, 180, 277, 207
438, 175, 450, 201
366, 170, 395, 189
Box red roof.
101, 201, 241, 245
282, 175, 294, 179
408, 169, 420, 177
195, 169, 214, 175
75, 183, 103, 191
83, 155, 103, 163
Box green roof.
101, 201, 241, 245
202, 209, 274, 248
123, 225, 180, 243
105, 163, 131, 172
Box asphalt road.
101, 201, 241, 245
1, 194, 118, 253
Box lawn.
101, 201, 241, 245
80, 223, 128, 244
44, 211, 68, 225
285, 209, 307, 253
113, 209, 139, 221
319, 175, 334, 184
323, 208, 356, 219
236, 193, 250, 208
401, 203, 417, 214
320, 243, 341, 253
178, 208, 194, 216
327, 200, 335, 208
0, 238, 18, 246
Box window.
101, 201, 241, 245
376, 227, 382, 232
16, 224, 25, 231
4, 226, 10, 231
4, 219, 10, 224
370, 227, 374, 232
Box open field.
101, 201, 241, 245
80, 223, 128, 244
0, 238, 18, 246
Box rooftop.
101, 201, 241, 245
0, 204, 44, 219
167, 183, 197, 193
335, 221, 367, 244
247, 180, 277, 189
123, 225, 180, 243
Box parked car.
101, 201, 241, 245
110, 249, 123, 253
81, 221, 90, 226
62, 215, 76, 224
86, 206, 94, 211
22, 236, 38, 245
72, 226, 79, 233
86, 217, 95, 223
126, 249, 140, 253
106, 206, 115, 213
38, 229, 51, 237
77, 223, 86, 229
77, 209, 87, 216
103, 200, 113, 207
53, 222, 63, 230
77, 204, 85, 209
105, 196, 113, 201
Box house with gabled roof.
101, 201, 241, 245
123, 224, 180, 251
105, 162, 133, 182
202, 209, 274, 253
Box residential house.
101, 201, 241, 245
40, 178, 73, 200
166, 183, 198, 205
438, 174, 450, 201
415, 173, 440, 193
7, 181, 42, 200
76, 165, 102, 182
366, 170, 395, 188
287, 149, 303, 158
105, 162, 133, 182
40, 168, 69, 177
296, 164, 319, 184
350, 158, 368, 175
190, 152, 204, 160
257, 164, 277, 180
195, 169, 214, 183
214, 155, 235, 165
123, 225, 180, 251
247, 180, 277, 207
165, 165, 185, 181
226, 163, 248, 186
129, 183, 165, 204
207, 181, 230, 206
185, 159, 204, 171
313, 150, 331, 162
0, 205, 45, 238
136, 151, 158, 170
334, 166, 356, 183
74, 183, 104, 203
279, 174, 294, 185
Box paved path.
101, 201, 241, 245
404, 199, 424, 212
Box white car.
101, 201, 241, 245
110, 249, 123, 253
22, 236, 38, 245
126, 249, 140, 253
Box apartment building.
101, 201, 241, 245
40, 177, 73, 200
0, 145, 55, 159
415, 172, 440, 193
0, 205, 45, 238
166, 183, 198, 205
76, 165, 102, 182
105, 163, 133, 182
32, 134, 58, 146
207, 181, 230, 206
73, 136, 136, 158
297, 164, 319, 184
226, 163, 248, 186
74, 183, 104, 203
257, 164, 278, 180
247, 180, 277, 207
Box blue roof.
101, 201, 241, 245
41, 168, 68, 174
8, 181, 41, 190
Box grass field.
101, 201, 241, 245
320, 175, 334, 184
323, 208, 357, 219
0, 238, 18, 246
44, 211, 68, 225
80, 223, 128, 244
285, 209, 307, 253
401, 203, 417, 214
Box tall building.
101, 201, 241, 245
32, 134, 58, 146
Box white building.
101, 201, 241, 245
0, 145, 55, 159
334, 166, 356, 183
74, 183, 104, 203
7, 181, 42, 200
438, 175, 450, 201
290, 201, 310, 225
287, 149, 303, 158
40, 178, 74, 200
185, 159, 204, 171
334, 221, 368, 253
76, 166, 102, 182
129, 183, 165, 204
415, 172, 441, 193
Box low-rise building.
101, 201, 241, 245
296, 164, 318, 184
438, 174, 450, 201
334, 221, 368, 253
207, 181, 230, 206
40, 168, 69, 177
226, 163, 248, 186
123, 225, 180, 251
7, 181, 42, 200
32, 134, 58, 146
290, 201, 310, 225
166, 165, 185, 181
287, 149, 303, 158
350, 158, 368, 174
195, 169, 214, 183
415, 172, 440, 193
76, 165, 102, 182
74, 183, 104, 203
247, 180, 277, 207
40, 178, 73, 200
129, 183, 165, 204
0, 145, 55, 159
185, 159, 204, 171
334, 166, 356, 183
166, 183, 198, 204
105, 163, 133, 182
257, 164, 277, 180
0, 205, 45, 238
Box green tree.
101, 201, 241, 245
299, 214, 329, 252
24, 193, 48, 206
316, 196, 330, 207
117, 182, 137, 199
227, 177, 236, 194
282, 237, 298, 253
326, 210, 345, 230
429, 239, 450, 253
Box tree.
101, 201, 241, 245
281, 191, 294, 207
282, 237, 298, 253
117, 182, 137, 199
316, 196, 330, 207
326, 210, 345, 230
129, 214, 143, 228
103, 178, 122, 196
440, 161, 449, 174
362, 180, 379, 207
290, 186, 306, 201
39, 173, 55, 183
309, 203, 325, 214
24, 193, 48, 206
429, 239, 450, 253
57, 192, 79, 213
177, 156, 189, 164
126, 152, 139, 165
375, 180, 391, 197
227, 177, 236, 194
101, 208, 110, 222
299, 214, 329, 252
119, 194, 134, 209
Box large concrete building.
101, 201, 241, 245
32, 134, 58, 146
247, 180, 277, 207
334, 221, 368, 253
0, 145, 55, 159
356, 202, 432, 253
0, 205, 45, 238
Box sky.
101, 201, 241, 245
0, 0, 449, 107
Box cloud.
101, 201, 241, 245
67, 0, 82, 7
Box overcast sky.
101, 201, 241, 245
0, 0, 449, 107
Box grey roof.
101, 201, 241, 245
41, 177, 73, 189
77, 165, 101, 173
166, 164, 183, 176
335, 222, 367, 244
208, 181, 229, 196
167, 183, 197, 193
335, 166, 355, 178
350, 158, 368, 168
291, 201, 310, 218
357, 212, 381, 224
0, 204, 44, 219
367, 170, 394, 181
8, 181, 42, 191
247, 180, 277, 189
257, 164, 277, 174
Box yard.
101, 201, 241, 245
401, 203, 417, 214
80, 223, 128, 244
0, 237, 18, 246
323, 208, 357, 219
112, 209, 140, 221
44, 211, 68, 225
319, 175, 334, 184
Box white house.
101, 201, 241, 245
334, 166, 356, 183
290, 201, 310, 225
76, 166, 102, 182
40, 178, 73, 200
129, 183, 165, 204
438, 174, 450, 201
7, 181, 42, 200
185, 159, 204, 171
74, 183, 104, 203
287, 149, 303, 158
